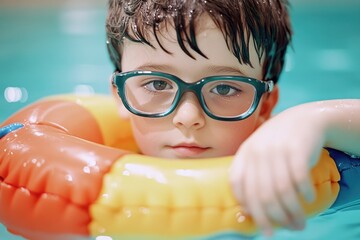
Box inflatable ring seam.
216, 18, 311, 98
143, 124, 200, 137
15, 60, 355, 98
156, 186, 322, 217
1, 180, 88, 210
33, 121, 69, 134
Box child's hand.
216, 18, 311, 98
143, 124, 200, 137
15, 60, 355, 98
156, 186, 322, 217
229, 105, 326, 236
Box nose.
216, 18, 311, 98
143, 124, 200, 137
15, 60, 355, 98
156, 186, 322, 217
172, 92, 206, 130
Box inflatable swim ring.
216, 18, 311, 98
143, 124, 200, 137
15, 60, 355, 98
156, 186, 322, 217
0, 95, 341, 240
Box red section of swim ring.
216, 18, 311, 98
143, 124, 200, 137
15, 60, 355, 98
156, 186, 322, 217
0, 99, 126, 239
1, 99, 104, 144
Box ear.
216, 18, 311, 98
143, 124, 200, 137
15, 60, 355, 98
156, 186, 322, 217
111, 77, 131, 120
255, 85, 279, 128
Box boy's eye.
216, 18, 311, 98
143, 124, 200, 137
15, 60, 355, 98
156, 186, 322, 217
210, 84, 240, 96
144, 80, 173, 91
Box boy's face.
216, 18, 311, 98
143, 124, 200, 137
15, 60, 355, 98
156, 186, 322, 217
112, 15, 278, 159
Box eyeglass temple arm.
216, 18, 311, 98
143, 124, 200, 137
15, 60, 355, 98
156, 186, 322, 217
111, 70, 122, 87
266, 80, 274, 93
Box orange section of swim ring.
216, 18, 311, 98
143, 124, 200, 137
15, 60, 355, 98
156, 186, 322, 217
0, 98, 126, 239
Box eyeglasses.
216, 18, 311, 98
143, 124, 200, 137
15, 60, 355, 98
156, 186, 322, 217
112, 70, 274, 121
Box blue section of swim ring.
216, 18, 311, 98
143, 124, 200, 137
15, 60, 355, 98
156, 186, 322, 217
327, 148, 360, 209
0, 123, 24, 139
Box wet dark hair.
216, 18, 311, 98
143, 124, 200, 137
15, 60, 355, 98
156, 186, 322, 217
106, 0, 292, 83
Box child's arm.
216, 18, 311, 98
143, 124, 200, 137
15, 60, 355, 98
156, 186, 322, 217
229, 99, 360, 236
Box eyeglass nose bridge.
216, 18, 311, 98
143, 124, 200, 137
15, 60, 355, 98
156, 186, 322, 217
173, 79, 207, 111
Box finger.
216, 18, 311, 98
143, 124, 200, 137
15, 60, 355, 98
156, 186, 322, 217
251, 205, 274, 236
259, 155, 291, 227
274, 156, 306, 230
296, 171, 315, 203
230, 151, 248, 212
290, 154, 315, 203
245, 159, 273, 235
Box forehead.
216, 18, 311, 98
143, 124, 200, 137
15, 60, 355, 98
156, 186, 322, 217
121, 14, 264, 79
156, 13, 220, 41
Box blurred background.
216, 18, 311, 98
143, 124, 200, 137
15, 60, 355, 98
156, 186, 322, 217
0, 0, 360, 123
0, 0, 359, 239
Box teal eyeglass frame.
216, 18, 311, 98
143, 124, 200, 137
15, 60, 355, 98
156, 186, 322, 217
112, 70, 274, 121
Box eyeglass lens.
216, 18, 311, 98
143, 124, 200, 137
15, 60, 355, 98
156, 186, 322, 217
123, 75, 256, 117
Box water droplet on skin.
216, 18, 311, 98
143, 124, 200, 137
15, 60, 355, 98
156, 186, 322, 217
154, 23, 159, 30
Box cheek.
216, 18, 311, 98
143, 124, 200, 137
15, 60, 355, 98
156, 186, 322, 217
129, 116, 167, 156
213, 114, 260, 156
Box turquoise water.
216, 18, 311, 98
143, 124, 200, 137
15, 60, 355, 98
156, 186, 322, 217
0, 6, 112, 122
0, 4, 360, 122
0, 2, 360, 240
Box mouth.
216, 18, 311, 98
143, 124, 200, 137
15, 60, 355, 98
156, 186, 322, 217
170, 143, 211, 157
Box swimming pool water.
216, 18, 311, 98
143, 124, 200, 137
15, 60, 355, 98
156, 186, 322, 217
0, 3, 360, 122
0, 1, 360, 239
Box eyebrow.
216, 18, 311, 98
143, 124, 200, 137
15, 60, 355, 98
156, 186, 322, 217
134, 64, 174, 72
134, 64, 246, 76
206, 66, 246, 76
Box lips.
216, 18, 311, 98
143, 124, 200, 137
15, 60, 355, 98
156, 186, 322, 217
170, 143, 210, 157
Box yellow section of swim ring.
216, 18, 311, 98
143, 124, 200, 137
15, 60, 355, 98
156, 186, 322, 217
89, 149, 340, 239
48, 94, 139, 152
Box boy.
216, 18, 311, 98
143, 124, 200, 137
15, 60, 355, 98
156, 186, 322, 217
106, 0, 360, 236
